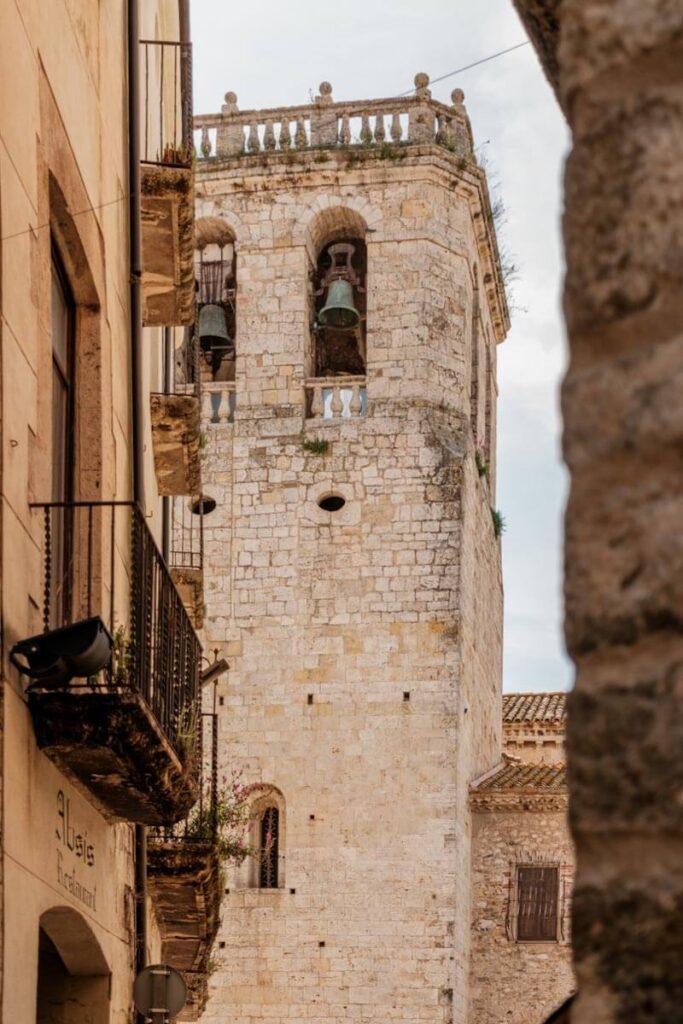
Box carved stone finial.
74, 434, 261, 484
451, 88, 465, 107
316, 81, 334, 106
414, 72, 431, 101
223, 91, 239, 114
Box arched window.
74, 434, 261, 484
194, 218, 236, 384
239, 785, 286, 891
312, 237, 367, 378
258, 805, 280, 889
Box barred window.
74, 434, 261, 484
259, 806, 279, 889
517, 866, 559, 941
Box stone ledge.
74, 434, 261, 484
148, 841, 222, 1021
150, 393, 201, 496
141, 163, 195, 326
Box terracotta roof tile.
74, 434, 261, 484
473, 762, 567, 792
503, 692, 567, 723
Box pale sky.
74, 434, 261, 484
191, 0, 573, 693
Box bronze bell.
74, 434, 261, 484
318, 279, 360, 330
198, 302, 230, 351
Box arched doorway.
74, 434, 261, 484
36, 907, 110, 1024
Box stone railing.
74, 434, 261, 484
202, 382, 236, 424
194, 75, 472, 161
305, 376, 367, 420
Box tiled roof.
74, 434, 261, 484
503, 692, 567, 723
473, 762, 567, 792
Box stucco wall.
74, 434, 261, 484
0, 1, 179, 1018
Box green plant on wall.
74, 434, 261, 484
475, 450, 488, 478
302, 437, 330, 455
490, 508, 506, 538
111, 624, 132, 687
173, 699, 200, 769
184, 775, 274, 864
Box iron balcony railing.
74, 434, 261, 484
32, 500, 201, 756
151, 704, 218, 845
140, 39, 193, 166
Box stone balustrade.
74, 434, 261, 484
202, 382, 236, 424
305, 377, 367, 420
194, 75, 472, 161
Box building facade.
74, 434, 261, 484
469, 693, 575, 1024
0, 2, 215, 1020
194, 79, 509, 1024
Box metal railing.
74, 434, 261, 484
169, 495, 204, 574
140, 39, 193, 166
150, 704, 218, 845
31, 500, 201, 756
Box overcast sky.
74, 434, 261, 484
191, 0, 573, 693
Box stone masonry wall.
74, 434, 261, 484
507, 2, 683, 1019
196, 146, 505, 1024
469, 804, 575, 1024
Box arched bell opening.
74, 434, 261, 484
194, 217, 236, 384
311, 236, 367, 379
36, 907, 110, 1024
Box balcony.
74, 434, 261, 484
150, 326, 201, 496
140, 39, 195, 327
149, 712, 222, 1021
169, 494, 205, 630
16, 502, 201, 825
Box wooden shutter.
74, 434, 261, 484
517, 866, 559, 940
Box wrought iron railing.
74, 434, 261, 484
169, 494, 204, 574
150, 705, 218, 845
31, 500, 201, 756
140, 39, 193, 166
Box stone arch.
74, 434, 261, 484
297, 196, 383, 262
194, 215, 235, 251
302, 202, 377, 378
194, 200, 245, 246
39, 906, 109, 976
37, 907, 110, 1024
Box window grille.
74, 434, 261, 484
259, 806, 279, 889
517, 866, 559, 941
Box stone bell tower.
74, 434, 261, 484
194, 74, 509, 1024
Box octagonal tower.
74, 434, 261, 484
193, 75, 509, 1024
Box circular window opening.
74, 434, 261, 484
318, 494, 346, 513
191, 495, 217, 516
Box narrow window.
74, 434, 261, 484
517, 866, 559, 941
259, 806, 279, 889
50, 257, 75, 626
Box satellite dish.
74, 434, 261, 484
133, 964, 187, 1021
